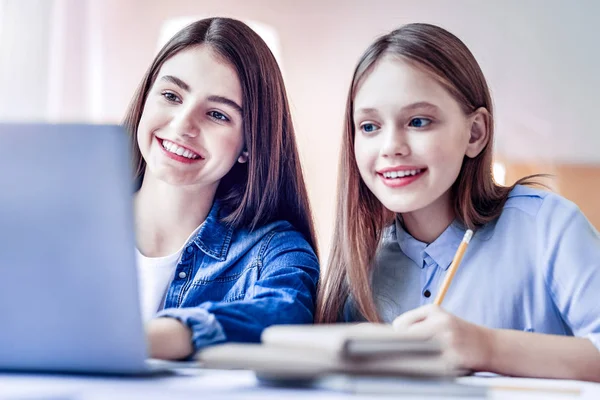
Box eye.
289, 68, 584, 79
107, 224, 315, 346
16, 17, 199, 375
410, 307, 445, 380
408, 117, 432, 128
360, 123, 380, 133
161, 91, 181, 104
208, 111, 230, 122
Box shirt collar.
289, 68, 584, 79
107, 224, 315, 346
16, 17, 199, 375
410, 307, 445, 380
191, 200, 234, 261
395, 217, 466, 270
394, 218, 427, 268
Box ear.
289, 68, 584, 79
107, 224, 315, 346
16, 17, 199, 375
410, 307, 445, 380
237, 150, 249, 164
465, 107, 490, 158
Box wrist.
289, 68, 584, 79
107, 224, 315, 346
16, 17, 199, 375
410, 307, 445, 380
147, 317, 193, 360
475, 325, 497, 372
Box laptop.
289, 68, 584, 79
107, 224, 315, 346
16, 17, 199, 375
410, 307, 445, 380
0, 123, 190, 374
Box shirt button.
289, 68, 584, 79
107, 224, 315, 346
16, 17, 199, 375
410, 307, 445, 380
178, 271, 187, 279
423, 290, 431, 298
186, 246, 194, 253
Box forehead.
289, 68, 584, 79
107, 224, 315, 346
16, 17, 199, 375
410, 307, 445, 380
353, 56, 455, 112
157, 45, 242, 104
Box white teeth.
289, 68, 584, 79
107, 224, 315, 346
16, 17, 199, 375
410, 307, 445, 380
382, 169, 422, 179
161, 140, 199, 159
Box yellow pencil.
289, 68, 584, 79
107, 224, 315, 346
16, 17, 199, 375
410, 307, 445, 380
433, 229, 473, 305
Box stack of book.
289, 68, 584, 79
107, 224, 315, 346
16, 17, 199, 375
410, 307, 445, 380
197, 323, 464, 379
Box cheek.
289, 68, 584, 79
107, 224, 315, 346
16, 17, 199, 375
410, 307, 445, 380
138, 101, 162, 129
136, 117, 150, 151
137, 105, 153, 139
137, 102, 167, 145
424, 139, 466, 184
429, 143, 457, 164
210, 129, 245, 162
419, 131, 466, 166
136, 130, 145, 153
354, 137, 376, 173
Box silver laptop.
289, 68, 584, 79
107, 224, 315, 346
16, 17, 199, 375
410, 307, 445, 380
0, 123, 187, 374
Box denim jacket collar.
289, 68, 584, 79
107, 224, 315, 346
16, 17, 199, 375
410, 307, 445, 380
191, 200, 235, 261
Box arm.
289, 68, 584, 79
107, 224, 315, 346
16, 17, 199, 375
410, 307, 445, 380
487, 199, 600, 381
393, 199, 600, 382
487, 328, 600, 381
393, 305, 600, 382
151, 228, 319, 360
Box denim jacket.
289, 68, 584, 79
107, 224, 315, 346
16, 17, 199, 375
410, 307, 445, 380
155, 200, 319, 352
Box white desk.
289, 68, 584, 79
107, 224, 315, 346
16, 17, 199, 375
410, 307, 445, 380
1, 369, 599, 399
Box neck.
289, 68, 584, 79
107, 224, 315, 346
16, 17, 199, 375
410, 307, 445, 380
135, 172, 217, 257
401, 190, 455, 244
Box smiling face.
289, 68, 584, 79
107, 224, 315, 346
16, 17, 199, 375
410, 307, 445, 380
353, 56, 477, 216
136, 45, 246, 192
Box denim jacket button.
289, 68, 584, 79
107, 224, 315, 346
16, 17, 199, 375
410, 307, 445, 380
186, 246, 194, 253
178, 271, 187, 279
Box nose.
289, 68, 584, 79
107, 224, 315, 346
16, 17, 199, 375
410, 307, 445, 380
170, 105, 200, 139
380, 126, 410, 158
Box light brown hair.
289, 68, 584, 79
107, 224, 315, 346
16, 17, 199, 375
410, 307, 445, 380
316, 23, 538, 323
123, 17, 318, 254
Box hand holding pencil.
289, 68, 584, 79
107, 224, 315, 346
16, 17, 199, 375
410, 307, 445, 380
392, 229, 494, 372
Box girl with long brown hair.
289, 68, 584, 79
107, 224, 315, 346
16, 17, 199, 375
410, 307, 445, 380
316, 23, 600, 381
124, 17, 319, 360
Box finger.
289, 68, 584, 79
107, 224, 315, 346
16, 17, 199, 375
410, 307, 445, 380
392, 304, 442, 330
401, 317, 440, 340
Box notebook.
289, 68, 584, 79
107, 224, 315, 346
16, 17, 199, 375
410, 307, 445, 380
197, 323, 465, 379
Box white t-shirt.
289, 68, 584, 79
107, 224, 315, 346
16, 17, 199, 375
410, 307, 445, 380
136, 224, 203, 323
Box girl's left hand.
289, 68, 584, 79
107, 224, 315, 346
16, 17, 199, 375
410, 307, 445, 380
146, 317, 194, 360
392, 304, 493, 372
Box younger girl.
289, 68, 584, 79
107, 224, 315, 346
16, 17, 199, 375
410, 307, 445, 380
123, 17, 319, 360
317, 23, 600, 381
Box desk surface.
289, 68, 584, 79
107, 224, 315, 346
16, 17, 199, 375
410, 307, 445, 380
1, 369, 599, 399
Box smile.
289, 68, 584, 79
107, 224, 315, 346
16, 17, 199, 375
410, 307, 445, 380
377, 168, 426, 188
381, 169, 422, 179
159, 139, 201, 159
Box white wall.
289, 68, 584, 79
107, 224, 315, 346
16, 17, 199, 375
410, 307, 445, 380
0, 0, 53, 120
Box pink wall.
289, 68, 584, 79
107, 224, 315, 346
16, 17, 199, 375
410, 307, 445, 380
10, 0, 599, 259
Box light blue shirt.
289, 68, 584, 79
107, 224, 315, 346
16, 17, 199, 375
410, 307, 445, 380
344, 185, 600, 351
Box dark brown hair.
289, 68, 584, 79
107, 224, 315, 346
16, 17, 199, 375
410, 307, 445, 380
316, 23, 538, 323
123, 17, 318, 253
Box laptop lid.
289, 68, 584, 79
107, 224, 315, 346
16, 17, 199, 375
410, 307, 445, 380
0, 123, 149, 374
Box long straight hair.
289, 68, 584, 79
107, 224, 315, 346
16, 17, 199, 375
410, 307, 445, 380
316, 23, 538, 323
123, 17, 318, 254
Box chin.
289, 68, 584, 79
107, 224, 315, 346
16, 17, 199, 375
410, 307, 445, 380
382, 204, 421, 214
151, 170, 194, 187
378, 197, 431, 215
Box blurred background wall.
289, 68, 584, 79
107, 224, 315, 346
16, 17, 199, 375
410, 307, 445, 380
1, 0, 599, 259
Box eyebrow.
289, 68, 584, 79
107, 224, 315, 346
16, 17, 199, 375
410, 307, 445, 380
207, 95, 243, 114
355, 101, 440, 116
354, 107, 378, 116
161, 75, 190, 92
401, 101, 440, 113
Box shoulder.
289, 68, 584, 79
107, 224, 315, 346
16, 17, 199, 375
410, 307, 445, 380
503, 184, 580, 222
233, 220, 318, 262
497, 185, 596, 245
476, 185, 587, 243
